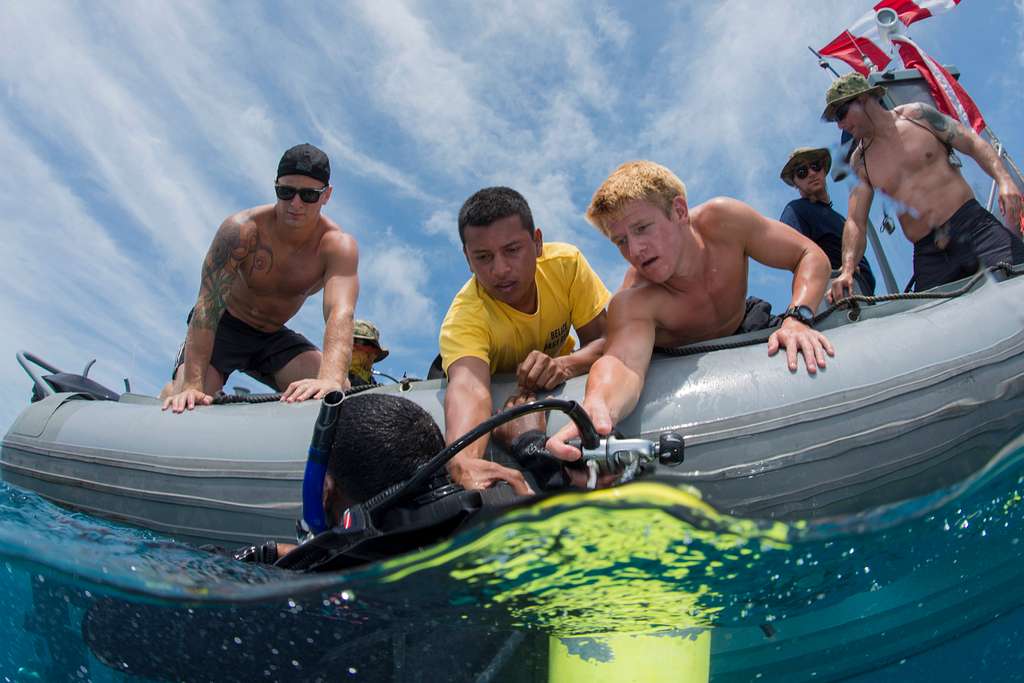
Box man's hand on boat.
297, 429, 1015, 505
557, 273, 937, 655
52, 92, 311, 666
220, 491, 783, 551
279, 376, 351, 403
828, 269, 856, 303
162, 386, 215, 413
767, 318, 834, 374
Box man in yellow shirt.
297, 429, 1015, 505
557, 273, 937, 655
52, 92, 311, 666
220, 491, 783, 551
440, 187, 611, 494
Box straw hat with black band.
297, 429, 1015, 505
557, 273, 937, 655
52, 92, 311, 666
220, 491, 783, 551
779, 147, 832, 187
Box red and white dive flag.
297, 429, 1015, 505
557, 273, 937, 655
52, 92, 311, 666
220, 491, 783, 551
818, 0, 962, 75
890, 35, 986, 132
818, 0, 985, 132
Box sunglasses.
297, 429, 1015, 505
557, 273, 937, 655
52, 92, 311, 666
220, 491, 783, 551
833, 99, 855, 123
794, 160, 824, 180
274, 184, 328, 203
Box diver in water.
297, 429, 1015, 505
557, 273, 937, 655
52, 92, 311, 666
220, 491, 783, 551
230, 390, 661, 570
822, 73, 1024, 297
225, 392, 449, 564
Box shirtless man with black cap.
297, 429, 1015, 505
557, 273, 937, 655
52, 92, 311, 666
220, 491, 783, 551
161, 143, 359, 413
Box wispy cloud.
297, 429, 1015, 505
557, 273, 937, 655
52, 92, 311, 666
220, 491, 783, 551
0, 0, 1014, 427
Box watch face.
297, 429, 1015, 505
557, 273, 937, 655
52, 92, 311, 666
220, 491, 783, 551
786, 305, 814, 324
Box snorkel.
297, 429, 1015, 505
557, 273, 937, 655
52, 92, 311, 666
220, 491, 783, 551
298, 390, 345, 539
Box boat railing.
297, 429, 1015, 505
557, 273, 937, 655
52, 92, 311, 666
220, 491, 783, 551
16, 351, 61, 399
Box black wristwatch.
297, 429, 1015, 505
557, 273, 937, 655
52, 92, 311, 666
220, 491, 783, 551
781, 304, 815, 327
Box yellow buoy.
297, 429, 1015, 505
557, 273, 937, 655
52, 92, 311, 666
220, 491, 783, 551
549, 631, 710, 683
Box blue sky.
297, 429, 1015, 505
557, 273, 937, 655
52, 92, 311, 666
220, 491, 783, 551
1, 1, 1022, 430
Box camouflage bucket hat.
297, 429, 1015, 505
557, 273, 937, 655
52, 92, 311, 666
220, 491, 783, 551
780, 147, 832, 187
352, 320, 389, 361
821, 73, 886, 121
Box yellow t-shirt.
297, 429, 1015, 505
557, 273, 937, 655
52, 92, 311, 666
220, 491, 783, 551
439, 242, 611, 374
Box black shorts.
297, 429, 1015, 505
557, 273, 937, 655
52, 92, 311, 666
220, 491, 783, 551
913, 199, 1024, 292
733, 297, 781, 335
172, 309, 317, 390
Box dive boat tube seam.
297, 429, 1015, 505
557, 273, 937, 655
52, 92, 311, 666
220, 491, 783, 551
0, 435, 303, 478
676, 369, 1024, 480
0, 460, 297, 513
640, 329, 1024, 445
736, 409, 1024, 514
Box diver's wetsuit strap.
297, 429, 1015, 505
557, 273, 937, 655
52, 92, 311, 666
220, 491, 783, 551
509, 429, 567, 491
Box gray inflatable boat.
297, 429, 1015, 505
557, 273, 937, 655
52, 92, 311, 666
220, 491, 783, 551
4, 266, 1024, 546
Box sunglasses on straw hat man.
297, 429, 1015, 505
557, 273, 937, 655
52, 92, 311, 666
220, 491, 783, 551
780, 147, 833, 187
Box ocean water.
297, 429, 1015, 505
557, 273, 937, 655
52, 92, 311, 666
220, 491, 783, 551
2, 436, 1024, 682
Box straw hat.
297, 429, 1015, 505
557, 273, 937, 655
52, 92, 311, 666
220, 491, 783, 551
780, 147, 832, 187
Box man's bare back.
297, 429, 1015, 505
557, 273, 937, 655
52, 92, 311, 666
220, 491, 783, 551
851, 103, 974, 241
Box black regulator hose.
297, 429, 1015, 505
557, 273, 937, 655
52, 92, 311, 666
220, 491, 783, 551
360, 398, 600, 518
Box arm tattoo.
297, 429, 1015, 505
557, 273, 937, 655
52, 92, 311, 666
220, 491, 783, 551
916, 103, 958, 146
193, 221, 249, 329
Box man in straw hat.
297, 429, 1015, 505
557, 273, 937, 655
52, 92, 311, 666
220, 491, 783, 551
348, 320, 389, 387
822, 73, 1023, 299
545, 160, 834, 462
780, 147, 876, 296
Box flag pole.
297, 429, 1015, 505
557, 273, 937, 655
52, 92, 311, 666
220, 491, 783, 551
807, 46, 841, 78
844, 29, 877, 73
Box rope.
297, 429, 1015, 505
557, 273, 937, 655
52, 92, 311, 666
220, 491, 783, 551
656, 263, 1019, 358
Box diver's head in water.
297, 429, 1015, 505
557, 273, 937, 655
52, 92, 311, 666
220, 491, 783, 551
322, 394, 444, 524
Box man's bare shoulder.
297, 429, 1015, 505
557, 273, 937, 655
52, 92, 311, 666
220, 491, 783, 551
608, 279, 665, 317
691, 197, 749, 225
318, 221, 358, 259
896, 102, 958, 144
221, 206, 265, 236
848, 146, 871, 183
691, 197, 760, 241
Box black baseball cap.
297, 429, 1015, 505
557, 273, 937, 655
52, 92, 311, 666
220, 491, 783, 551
277, 143, 330, 184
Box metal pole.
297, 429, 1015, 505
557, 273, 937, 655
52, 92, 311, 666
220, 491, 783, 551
865, 217, 900, 294
808, 46, 842, 79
